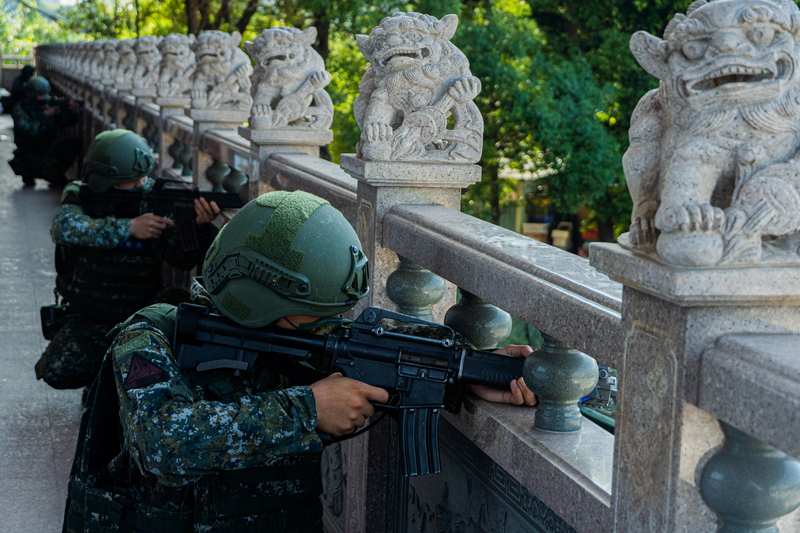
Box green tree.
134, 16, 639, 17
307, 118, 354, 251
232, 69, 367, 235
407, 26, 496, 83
1, 2, 79, 56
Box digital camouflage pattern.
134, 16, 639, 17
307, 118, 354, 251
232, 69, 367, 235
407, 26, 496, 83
35, 315, 116, 389
50, 180, 143, 247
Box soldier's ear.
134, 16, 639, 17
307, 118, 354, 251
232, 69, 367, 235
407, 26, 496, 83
630, 31, 670, 80
296, 27, 318, 46
437, 14, 459, 41
356, 35, 372, 63
229, 31, 242, 48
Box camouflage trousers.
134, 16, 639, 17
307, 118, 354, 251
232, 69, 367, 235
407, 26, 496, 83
35, 314, 116, 389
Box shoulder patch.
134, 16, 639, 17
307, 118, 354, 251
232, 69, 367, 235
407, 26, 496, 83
114, 333, 151, 360
123, 353, 170, 391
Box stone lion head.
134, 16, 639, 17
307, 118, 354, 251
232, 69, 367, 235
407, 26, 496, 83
245, 27, 320, 85
134, 36, 162, 67
192, 30, 242, 75
159, 33, 195, 68
632, 0, 800, 109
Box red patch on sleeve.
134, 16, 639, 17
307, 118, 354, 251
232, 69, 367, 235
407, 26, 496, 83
123, 354, 170, 391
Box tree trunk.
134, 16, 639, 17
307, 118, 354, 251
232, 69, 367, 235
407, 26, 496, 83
186, 0, 199, 35
598, 218, 615, 242
488, 164, 500, 225
313, 11, 331, 62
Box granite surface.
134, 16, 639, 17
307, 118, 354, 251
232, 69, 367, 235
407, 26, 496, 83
699, 334, 800, 460
340, 155, 481, 188
443, 394, 613, 533
591, 243, 800, 306
239, 126, 333, 145
383, 203, 624, 366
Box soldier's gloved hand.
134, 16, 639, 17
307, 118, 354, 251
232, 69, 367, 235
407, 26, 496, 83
468, 344, 538, 406
310, 373, 389, 436
195, 197, 221, 225
130, 213, 175, 239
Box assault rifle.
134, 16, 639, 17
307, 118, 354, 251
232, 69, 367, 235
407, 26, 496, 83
79, 178, 245, 250
173, 304, 524, 477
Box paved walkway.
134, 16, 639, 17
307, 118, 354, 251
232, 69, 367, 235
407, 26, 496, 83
0, 115, 83, 532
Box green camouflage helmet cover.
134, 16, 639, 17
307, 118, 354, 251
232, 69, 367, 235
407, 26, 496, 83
203, 191, 370, 328
25, 76, 50, 98
83, 129, 154, 192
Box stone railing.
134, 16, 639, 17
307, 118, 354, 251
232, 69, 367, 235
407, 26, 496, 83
35, 9, 800, 532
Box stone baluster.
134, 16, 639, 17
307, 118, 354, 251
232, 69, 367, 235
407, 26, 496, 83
177, 142, 193, 178
523, 334, 598, 432
443, 289, 512, 349
168, 139, 185, 171
222, 166, 248, 194
699, 423, 800, 533
238, 27, 334, 199
385, 256, 447, 321
206, 159, 230, 192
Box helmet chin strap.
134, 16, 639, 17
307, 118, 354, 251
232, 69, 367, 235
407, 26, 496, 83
282, 316, 301, 330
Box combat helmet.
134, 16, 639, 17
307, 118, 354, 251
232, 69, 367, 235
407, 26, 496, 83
83, 129, 154, 192
25, 76, 50, 98
203, 191, 369, 328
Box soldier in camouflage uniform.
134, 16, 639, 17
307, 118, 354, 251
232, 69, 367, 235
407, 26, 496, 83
9, 76, 81, 186
36, 129, 220, 390
63, 191, 535, 532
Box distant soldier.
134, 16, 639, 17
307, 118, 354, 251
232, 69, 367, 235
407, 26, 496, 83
36, 129, 220, 389
62, 190, 535, 532
1, 64, 35, 112
9, 76, 81, 186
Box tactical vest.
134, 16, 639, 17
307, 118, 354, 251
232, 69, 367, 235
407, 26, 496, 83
55, 187, 164, 322
63, 306, 325, 533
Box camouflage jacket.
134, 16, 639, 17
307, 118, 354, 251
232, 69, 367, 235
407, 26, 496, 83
12, 98, 78, 154
104, 281, 325, 528
51, 180, 136, 248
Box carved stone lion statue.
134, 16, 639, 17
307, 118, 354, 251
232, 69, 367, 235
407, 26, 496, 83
191, 31, 253, 110
624, 0, 800, 266
132, 36, 162, 89
115, 39, 138, 90
88, 40, 107, 80
101, 40, 120, 84
354, 12, 483, 163
157, 34, 196, 98
245, 26, 333, 130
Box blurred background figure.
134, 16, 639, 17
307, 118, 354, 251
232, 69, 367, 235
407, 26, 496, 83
8, 75, 81, 187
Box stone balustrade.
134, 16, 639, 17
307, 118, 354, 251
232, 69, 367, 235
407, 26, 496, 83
34, 9, 800, 532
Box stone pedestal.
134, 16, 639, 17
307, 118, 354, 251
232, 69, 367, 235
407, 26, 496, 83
156, 97, 190, 176
239, 127, 333, 186
338, 154, 480, 532
589, 243, 800, 532
186, 108, 248, 187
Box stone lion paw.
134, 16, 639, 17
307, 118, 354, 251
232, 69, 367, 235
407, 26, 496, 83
629, 216, 658, 245
655, 204, 724, 234
363, 122, 393, 143
252, 104, 272, 116
310, 70, 332, 90
447, 76, 481, 105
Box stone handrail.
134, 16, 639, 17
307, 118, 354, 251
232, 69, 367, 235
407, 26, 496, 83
34, 14, 800, 532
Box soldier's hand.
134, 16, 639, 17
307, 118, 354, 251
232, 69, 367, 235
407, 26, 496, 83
195, 197, 220, 225
130, 213, 175, 239
468, 344, 538, 406
310, 373, 389, 436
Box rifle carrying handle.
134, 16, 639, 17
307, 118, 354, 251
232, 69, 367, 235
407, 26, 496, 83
459, 350, 525, 389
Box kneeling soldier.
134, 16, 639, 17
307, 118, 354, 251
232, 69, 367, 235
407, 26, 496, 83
36, 129, 219, 389
63, 191, 535, 532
